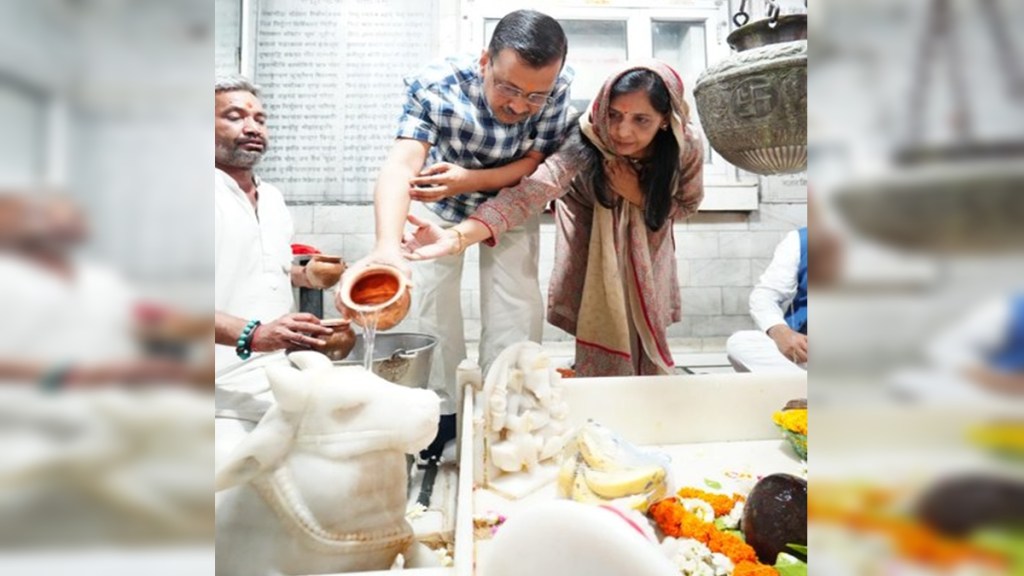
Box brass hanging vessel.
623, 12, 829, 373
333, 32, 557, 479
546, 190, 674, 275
693, 1, 807, 175
833, 0, 1024, 253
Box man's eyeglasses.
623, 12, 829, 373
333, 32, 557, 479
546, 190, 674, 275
489, 64, 555, 107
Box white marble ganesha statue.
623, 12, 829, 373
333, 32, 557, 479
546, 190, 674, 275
215, 351, 441, 575
475, 341, 573, 486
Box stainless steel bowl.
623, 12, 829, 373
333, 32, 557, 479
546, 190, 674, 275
333, 332, 437, 389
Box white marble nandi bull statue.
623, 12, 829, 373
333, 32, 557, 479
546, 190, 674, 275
215, 351, 441, 575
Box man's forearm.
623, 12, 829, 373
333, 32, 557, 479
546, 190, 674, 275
967, 365, 1024, 396
214, 311, 247, 347
375, 167, 415, 248
290, 264, 311, 289
0, 360, 47, 383
471, 153, 543, 191
375, 140, 430, 249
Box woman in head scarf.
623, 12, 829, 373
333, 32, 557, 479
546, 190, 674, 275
403, 60, 704, 376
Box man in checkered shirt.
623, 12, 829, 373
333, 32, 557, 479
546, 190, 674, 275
342, 10, 572, 432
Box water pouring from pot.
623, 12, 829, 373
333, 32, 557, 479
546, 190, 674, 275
335, 264, 413, 370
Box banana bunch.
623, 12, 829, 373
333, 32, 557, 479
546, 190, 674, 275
557, 421, 669, 512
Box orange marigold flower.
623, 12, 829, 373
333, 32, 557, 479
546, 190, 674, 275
676, 487, 745, 517
650, 497, 771, 570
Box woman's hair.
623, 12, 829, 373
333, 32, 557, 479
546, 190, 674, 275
565, 69, 681, 231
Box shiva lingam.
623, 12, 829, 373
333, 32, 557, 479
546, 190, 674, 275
336, 264, 411, 332
694, 1, 807, 175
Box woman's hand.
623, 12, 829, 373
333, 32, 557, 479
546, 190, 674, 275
409, 162, 475, 201
605, 158, 644, 207
401, 214, 461, 261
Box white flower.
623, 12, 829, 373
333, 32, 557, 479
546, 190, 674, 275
719, 501, 744, 530
660, 537, 733, 576
711, 552, 734, 576
678, 498, 716, 524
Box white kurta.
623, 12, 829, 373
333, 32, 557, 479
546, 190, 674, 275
0, 255, 137, 375
214, 169, 295, 417
889, 296, 1022, 409
727, 230, 806, 373
749, 230, 802, 333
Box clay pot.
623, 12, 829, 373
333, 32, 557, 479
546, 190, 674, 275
693, 14, 807, 175
315, 318, 357, 361
305, 254, 346, 289
336, 264, 411, 331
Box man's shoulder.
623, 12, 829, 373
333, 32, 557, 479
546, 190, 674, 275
214, 170, 285, 206
406, 54, 477, 92
556, 64, 575, 88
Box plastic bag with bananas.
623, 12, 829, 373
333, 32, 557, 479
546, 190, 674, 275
557, 420, 672, 512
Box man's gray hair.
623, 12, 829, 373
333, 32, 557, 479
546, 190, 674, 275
215, 73, 261, 97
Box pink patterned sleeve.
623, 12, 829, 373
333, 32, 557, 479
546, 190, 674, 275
470, 151, 581, 246
670, 125, 705, 220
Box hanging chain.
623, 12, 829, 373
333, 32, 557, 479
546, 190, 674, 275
731, 0, 802, 30
979, 0, 1024, 100
766, 0, 781, 27
733, 0, 750, 28
732, 0, 789, 29
906, 0, 972, 147
904, 0, 1024, 152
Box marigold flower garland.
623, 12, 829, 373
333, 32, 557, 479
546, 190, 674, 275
809, 484, 1006, 570
650, 488, 779, 576
675, 487, 745, 517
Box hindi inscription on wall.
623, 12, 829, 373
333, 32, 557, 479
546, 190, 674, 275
254, 0, 437, 202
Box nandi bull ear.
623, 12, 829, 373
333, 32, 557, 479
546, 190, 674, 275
288, 350, 333, 371
215, 407, 294, 491
266, 363, 311, 414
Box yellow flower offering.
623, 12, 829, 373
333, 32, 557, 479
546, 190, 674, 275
968, 420, 1024, 460
774, 403, 807, 460
773, 408, 807, 435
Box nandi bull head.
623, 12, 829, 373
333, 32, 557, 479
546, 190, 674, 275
215, 351, 441, 575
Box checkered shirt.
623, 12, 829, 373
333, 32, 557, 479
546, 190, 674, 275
396, 54, 574, 223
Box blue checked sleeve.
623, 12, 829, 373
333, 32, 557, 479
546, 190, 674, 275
395, 77, 440, 145
529, 71, 574, 155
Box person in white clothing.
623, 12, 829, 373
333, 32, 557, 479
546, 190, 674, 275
0, 195, 193, 387
890, 293, 1024, 405
727, 228, 809, 373
213, 74, 332, 415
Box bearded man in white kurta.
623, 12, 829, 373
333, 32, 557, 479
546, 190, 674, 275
213, 74, 332, 419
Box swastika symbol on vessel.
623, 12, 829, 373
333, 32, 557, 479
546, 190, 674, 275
731, 77, 777, 118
